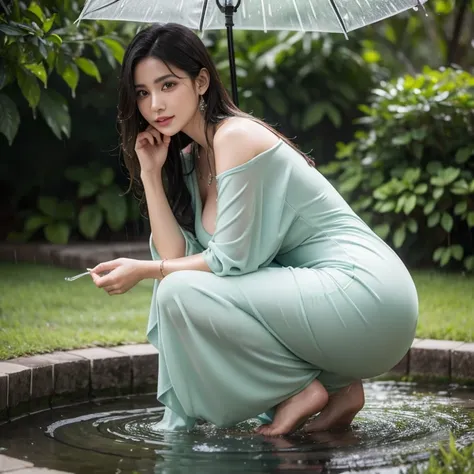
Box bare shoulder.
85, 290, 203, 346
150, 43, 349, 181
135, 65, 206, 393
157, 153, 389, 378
213, 117, 280, 175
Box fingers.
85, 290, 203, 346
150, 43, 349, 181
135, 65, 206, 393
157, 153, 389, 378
146, 126, 162, 144
147, 127, 171, 148
135, 131, 155, 149
91, 260, 120, 275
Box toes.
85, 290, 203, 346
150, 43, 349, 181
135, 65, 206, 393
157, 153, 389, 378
258, 425, 275, 436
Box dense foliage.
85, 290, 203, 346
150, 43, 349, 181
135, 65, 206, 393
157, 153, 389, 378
1, 0, 473, 248
0, 0, 128, 144
207, 30, 378, 160
323, 67, 474, 271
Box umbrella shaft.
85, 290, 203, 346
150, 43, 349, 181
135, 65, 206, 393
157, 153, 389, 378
226, 25, 239, 107
217, 0, 240, 107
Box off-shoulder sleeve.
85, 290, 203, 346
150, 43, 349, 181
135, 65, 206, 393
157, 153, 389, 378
202, 164, 289, 276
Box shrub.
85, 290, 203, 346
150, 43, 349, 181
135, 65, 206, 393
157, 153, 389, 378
0, 0, 127, 145
323, 67, 474, 271
8, 162, 141, 244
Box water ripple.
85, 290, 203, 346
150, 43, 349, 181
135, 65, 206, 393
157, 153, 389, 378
44, 382, 474, 473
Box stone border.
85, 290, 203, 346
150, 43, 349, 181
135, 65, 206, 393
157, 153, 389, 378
1, 339, 473, 425
0, 241, 151, 270
0, 344, 158, 423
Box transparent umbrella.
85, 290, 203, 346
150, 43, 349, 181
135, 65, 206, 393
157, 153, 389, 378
77, 0, 428, 106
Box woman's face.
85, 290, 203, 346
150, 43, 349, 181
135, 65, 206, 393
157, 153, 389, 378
133, 57, 201, 136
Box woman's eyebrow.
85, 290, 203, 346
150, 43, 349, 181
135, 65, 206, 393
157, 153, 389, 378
134, 74, 176, 88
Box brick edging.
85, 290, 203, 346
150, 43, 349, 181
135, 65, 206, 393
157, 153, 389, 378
1, 339, 473, 424
0, 241, 152, 270
0, 344, 158, 423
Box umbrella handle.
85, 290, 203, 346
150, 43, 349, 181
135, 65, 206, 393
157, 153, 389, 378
216, 0, 241, 13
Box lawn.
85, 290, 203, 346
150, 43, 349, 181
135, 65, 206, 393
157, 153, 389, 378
0, 262, 473, 360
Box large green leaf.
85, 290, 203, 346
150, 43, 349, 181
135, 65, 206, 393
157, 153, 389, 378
16, 67, 41, 108
27, 2, 45, 22
78, 181, 99, 198
101, 38, 125, 64
78, 205, 103, 239
61, 63, 79, 96
325, 103, 342, 128
0, 24, 26, 36
38, 196, 57, 218
25, 62, 47, 86
24, 215, 50, 232
373, 223, 390, 240
97, 188, 127, 231
441, 212, 453, 233
44, 222, 71, 244
0, 93, 20, 145
74, 57, 101, 83
100, 168, 114, 186
393, 225, 406, 248
302, 103, 326, 130
38, 89, 71, 139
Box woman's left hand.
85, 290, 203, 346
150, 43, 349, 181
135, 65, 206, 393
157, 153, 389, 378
90, 258, 145, 295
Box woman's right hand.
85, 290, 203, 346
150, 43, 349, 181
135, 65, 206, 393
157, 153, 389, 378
135, 125, 171, 173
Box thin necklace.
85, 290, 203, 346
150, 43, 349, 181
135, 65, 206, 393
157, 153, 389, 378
194, 143, 216, 186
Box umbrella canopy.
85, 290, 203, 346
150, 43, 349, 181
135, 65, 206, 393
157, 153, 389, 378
78, 0, 427, 34
77, 0, 428, 105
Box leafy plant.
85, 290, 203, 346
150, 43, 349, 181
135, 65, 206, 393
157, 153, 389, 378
8, 195, 76, 244
323, 67, 474, 271
8, 163, 141, 244
206, 30, 379, 160
363, 0, 474, 74
0, 0, 127, 145
65, 162, 138, 240
405, 434, 474, 473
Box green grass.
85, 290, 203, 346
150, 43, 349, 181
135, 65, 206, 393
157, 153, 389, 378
412, 270, 474, 343
0, 263, 153, 359
0, 263, 473, 360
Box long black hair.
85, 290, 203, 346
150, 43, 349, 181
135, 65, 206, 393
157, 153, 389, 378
118, 23, 313, 233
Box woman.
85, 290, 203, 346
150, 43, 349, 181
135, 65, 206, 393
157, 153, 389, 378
90, 23, 418, 436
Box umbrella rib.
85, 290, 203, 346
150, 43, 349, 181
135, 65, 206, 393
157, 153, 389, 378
327, 0, 348, 38
83, 0, 120, 17
291, 0, 305, 31
199, 0, 209, 32
307, 0, 317, 22
260, 0, 267, 32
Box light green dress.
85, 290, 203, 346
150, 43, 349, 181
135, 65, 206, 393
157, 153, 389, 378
146, 139, 418, 431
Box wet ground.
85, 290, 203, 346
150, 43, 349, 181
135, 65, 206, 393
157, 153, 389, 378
1, 381, 473, 474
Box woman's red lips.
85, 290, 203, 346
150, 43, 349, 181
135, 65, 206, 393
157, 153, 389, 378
155, 116, 174, 123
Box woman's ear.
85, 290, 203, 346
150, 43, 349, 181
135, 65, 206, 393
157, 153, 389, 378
196, 68, 210, 95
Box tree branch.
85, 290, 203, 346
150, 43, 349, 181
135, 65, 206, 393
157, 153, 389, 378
447, 0, 469, 65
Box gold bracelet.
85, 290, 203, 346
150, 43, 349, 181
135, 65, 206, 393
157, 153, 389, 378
159, 259, 167, 279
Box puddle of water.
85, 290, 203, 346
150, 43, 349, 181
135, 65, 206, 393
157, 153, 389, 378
0, 381, 473, 474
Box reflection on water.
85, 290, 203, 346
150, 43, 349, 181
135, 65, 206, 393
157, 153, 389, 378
0, 382, 473, 474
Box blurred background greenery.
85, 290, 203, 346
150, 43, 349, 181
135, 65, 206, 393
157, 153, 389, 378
0, 0, 473, 271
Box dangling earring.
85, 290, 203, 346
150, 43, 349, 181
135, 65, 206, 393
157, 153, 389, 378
199, 95, 207, 114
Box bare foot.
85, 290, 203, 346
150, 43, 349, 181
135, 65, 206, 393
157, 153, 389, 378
303, 380, 365, 433
256, 380, 329, 436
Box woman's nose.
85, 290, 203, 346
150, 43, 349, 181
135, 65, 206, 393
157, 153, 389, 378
150, 94, 165, 112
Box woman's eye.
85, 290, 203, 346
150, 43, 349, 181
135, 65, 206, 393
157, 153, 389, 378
162, 82, 176, 91
136, 90, 148, 98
